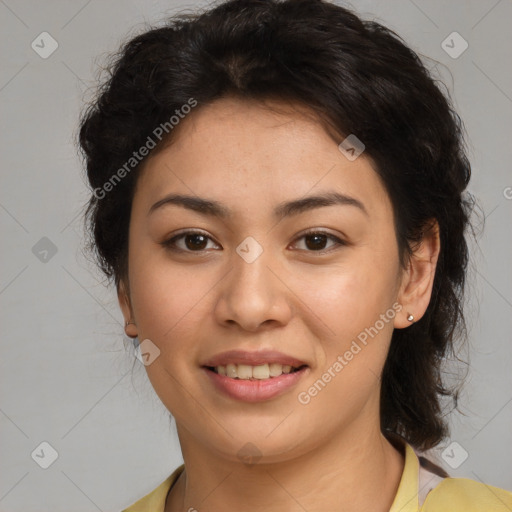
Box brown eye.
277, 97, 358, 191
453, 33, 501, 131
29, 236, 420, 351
305, 233, 329, 250
182, 233, 208, 250
161, 230, 219, 252
292, 230, 345, 253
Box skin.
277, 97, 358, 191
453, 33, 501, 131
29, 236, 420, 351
118, 96, 440, 511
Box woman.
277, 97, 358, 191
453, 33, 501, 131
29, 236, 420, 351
77, 0, 512, 510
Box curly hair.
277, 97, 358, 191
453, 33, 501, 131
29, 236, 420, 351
78, 0, 473, 451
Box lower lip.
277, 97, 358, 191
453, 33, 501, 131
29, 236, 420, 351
203, 367, 308, 402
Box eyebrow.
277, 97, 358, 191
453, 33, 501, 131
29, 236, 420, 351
148, 191, 368, 219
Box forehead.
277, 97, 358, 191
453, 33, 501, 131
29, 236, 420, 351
134, 96, 391, 219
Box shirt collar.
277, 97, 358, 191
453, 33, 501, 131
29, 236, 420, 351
389, 441, 421, 512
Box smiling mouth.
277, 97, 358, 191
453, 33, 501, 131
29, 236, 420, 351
204, 363, 308, 380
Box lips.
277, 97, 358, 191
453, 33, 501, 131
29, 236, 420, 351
201, 349, 310, 402
203, 364, 309, 402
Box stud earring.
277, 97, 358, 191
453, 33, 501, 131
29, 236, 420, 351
407, 314, 414, 322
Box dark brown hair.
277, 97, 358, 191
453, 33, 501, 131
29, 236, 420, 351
78, 0, 473, 450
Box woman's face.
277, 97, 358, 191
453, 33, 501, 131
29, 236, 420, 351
119, 96, 411, 463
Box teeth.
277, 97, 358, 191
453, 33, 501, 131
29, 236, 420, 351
213, 363, 300, 379
237, 364, 253, 379
269, 363, 283, 377
226, 364, 237, 378
252, 364, 270, 379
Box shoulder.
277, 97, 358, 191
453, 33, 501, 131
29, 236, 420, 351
121, 465, 184, 512
390, 436, 512, 512
421, 477, 512, 511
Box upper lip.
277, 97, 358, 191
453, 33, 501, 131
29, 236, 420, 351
202, 350, 308, 368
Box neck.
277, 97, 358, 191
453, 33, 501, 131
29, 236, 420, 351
165, 420, 405, 512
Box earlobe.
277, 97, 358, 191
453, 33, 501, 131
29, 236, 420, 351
394, 220, 441, 329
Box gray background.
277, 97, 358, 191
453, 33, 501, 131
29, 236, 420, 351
1, 0, 511, 510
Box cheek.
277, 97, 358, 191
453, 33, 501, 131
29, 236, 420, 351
294, 254, 399, 394
128, 243, 209, 350
294, 256, 398, 339
293, 269, 396, 422
127, 260, 213, 416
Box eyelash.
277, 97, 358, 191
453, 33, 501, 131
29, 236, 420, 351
160, 229, 346, 255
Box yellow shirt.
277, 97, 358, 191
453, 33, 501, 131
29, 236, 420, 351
122, 443, 512, 511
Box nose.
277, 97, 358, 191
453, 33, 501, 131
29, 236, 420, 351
213, 247, 293, 332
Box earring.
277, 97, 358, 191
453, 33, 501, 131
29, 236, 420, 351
125, 321, 135, 327
407, 314, 414, 322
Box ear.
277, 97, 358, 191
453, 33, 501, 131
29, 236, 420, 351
394, 220, 441, 329
118, 279, 137, 338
